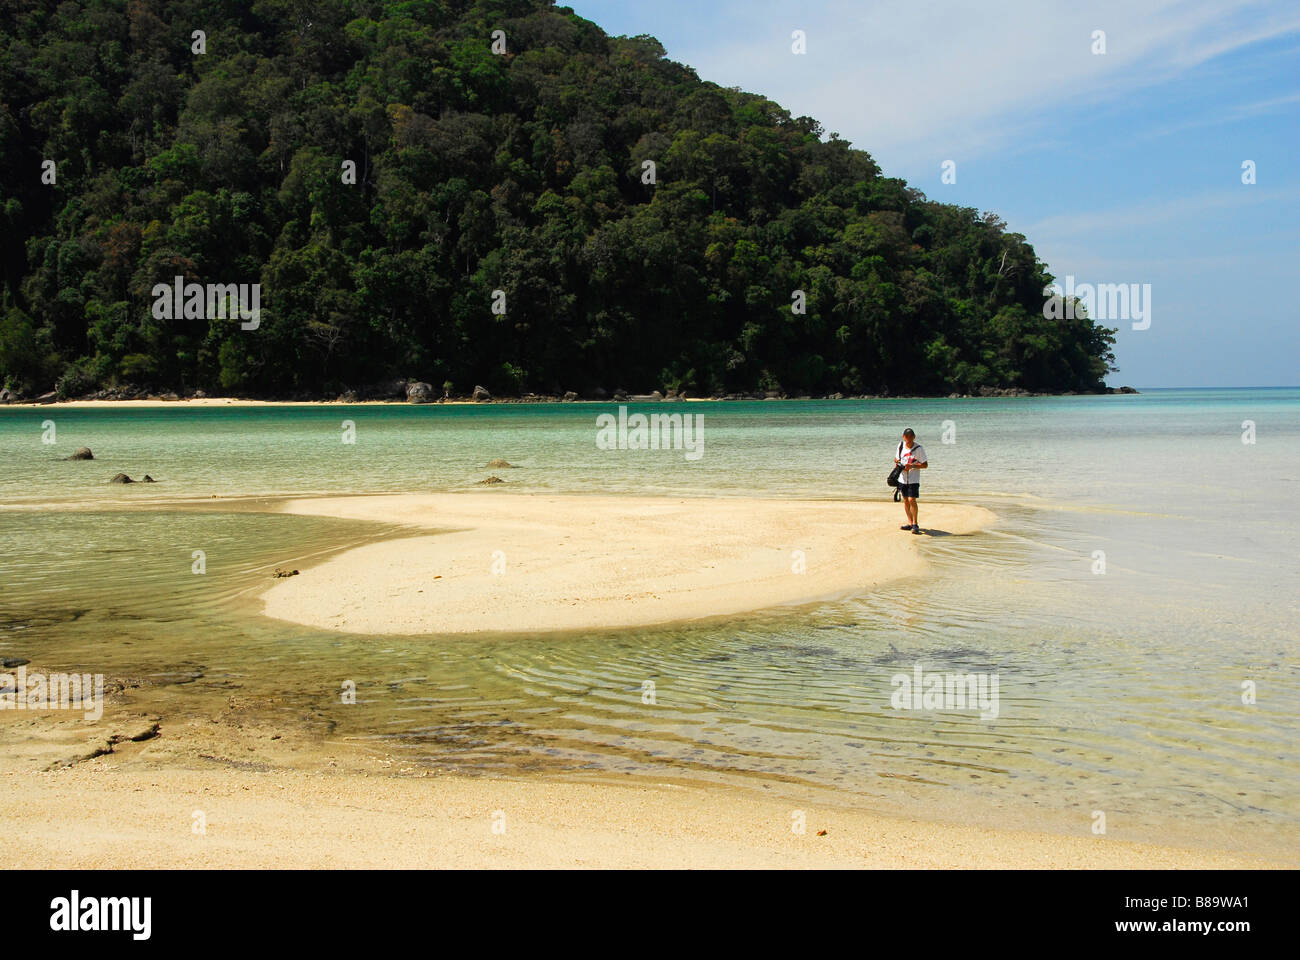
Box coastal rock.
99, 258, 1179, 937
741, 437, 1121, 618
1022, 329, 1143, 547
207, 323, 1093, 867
66, 447, 94, 461
477, 475, 505, 485
563, 391, 578, 402
1, 657, 30, 668
192, 389, 208, 399
142, 475, 156, 483
1118, 385, 1139, 394
484, 459, 516, 469
406, 381, 435, 403
109, 473, 134, 484
272, 568, 299, 578
472, 384, 492, 401
160, 392, 180, 401
587, 387, 608, 400
0, 387, 12, 403
337, 389, 358, 403
613, 388, 629, 401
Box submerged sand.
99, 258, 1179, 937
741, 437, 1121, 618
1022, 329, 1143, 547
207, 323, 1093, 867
259, 493, 996, 634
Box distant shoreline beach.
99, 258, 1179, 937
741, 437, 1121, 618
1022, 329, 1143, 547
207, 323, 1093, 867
0, 386, 1142, 409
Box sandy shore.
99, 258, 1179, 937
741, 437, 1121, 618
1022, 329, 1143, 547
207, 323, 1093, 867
258, 493, 996, 634
11, 397, 432, 408
0, 703, 1279, 869
6, 397, 706, 408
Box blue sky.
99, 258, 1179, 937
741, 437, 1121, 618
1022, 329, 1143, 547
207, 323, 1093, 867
567, 0, 1300, 388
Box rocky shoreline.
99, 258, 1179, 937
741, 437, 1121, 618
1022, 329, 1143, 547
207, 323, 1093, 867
1, 381, 1140, 405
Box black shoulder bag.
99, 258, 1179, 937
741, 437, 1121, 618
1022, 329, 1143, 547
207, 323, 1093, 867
887, 441, 905, 501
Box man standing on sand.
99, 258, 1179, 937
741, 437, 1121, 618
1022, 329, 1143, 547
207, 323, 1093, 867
895, 428, 927, 534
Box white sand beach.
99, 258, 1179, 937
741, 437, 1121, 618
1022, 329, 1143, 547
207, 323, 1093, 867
258, 493, 996, 634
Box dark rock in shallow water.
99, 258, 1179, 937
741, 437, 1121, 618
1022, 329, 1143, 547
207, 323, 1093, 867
1, 657, 30, 668
109, 473, 134, 484
484, 459, 516, 469
272, 568, 299, 578
472, 384, 491, 401
142, 475, 156, 483
477, 475, 505, 485
66, 447, 94, 461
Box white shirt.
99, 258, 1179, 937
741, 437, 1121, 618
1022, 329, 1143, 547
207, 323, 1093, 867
897, 442, 926, 484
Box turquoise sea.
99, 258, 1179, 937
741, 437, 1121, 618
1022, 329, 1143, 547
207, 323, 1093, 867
1, 388, 1297, 859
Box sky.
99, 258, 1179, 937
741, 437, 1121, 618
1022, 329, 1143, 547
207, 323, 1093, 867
567, 0, 1300, 388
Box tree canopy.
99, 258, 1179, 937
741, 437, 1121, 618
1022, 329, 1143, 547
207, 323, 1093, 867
0, 0, 1116, 399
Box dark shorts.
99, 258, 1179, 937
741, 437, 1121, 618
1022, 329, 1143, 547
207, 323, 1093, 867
899, 483, 920, 499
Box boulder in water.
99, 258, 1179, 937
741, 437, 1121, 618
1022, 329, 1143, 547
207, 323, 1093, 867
484, 459, 516, 469
109, 473, 134, 484
66, 447, 94, 461
477, 475, 505, 485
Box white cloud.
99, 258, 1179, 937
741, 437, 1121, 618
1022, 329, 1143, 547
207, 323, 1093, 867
664, 0, 1300, 170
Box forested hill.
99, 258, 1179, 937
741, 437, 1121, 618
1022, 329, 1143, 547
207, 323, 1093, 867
0, 0, 1117, 401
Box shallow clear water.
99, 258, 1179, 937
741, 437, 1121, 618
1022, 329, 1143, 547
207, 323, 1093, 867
1, 389, 1297, 857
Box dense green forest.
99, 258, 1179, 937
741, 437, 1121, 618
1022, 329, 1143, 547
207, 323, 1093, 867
0, 0, 1117, 399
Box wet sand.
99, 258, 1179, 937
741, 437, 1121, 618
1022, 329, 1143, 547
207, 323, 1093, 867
0, 699, 1280, 869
